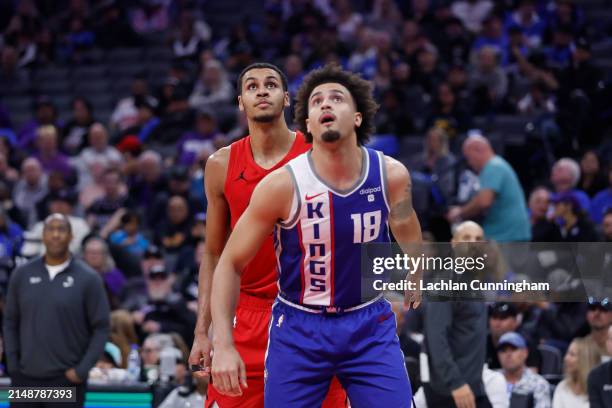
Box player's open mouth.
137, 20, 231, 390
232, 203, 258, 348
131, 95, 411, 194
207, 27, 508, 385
320, 113, 335, 124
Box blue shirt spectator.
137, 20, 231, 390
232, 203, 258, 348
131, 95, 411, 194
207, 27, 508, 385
590, 168, 612, 224
448, 135, 531, 242
0, 209, 23, 259
479, 156, 532, 241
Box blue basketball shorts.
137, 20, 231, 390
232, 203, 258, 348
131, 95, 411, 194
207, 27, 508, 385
264, 298, 413, 408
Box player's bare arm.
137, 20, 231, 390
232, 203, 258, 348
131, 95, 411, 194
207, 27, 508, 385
210, 168, 293, 396
386, 156, 423, 309
189, 146, 230, 376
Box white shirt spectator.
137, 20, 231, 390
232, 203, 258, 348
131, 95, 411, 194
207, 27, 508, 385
414, 366, 510, 408
552, 379, 588, 408
451, 1, 494, 33
21, 216, 90, 258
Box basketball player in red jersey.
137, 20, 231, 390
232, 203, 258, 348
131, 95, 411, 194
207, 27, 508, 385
188, 62, 347, 408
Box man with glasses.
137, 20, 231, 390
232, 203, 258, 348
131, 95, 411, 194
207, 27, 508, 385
586, 298, 612, 360
131, 264, 196, 346
3, 213, 110, 407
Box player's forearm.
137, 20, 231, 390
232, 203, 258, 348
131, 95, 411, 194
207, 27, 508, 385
194, 252, 218, 336
210, 259, 241, 347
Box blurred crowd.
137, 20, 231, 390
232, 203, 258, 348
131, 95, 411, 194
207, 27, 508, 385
0, 0, 612, 406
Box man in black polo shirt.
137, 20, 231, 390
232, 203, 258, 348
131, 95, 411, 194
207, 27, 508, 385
3, 213, 110, 407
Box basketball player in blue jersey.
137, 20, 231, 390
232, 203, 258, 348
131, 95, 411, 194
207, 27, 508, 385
210, 65, 422, 408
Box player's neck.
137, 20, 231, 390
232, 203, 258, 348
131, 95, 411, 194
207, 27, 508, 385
248, 119, 294, 163
311, 141, 363, 191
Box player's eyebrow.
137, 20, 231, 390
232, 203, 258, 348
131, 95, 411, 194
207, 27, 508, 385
309, 89, 346, 102
245, 76, 279, 84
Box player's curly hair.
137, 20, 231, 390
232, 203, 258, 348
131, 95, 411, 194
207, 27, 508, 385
294, 64, 378, 145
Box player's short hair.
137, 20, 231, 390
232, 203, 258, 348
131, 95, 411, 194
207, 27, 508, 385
237, 62, 288, 93
294, 64, 378, 145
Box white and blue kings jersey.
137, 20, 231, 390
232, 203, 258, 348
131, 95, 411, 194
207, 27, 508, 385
274, 147, 391, 308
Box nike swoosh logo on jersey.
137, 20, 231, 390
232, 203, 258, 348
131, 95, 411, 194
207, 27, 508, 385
305, 192, 326, 201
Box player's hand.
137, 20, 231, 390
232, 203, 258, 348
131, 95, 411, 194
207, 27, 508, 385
189, 333, 212, 379
65, 368, 82, 384
451, 384, 476, 408
446, 206, 462, 223
211, 344, 248, 396
404, 285, 421, 310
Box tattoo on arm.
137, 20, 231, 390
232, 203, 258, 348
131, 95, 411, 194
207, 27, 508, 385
390, 182, 414, 220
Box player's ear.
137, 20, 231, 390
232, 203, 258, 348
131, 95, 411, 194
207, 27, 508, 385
238, 95, 244, 112
284, 91, 290, 108
354, 112, 362, 128
306, 118, 311, 134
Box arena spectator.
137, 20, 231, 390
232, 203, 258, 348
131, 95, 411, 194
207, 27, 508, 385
109, 210, 150, 258
86, 168, 131, 231
551, 191, 599, 242
21, 188, 90, 257
516, 81, 556, 116
77, 159, 108, 209
149, 83, 195, 146
0, 207, 23, 261
82, 236, 127, 310
550, 158, 591, 212
62, 97, 95, 155
603, 210, 612, 242
504, 0, 546, 48
188, 59, 233, 113
0, 180, 26, 229
110, 310, 139, 369
447, 134, 531, 242
171, 10, 209, 61
591, 167, 612, 225
587, 326, 612, 407
131, 264, 196, 346
469, 47, 508, 113
33, 125, 72, 179
149, 165, 202, 228
487, 303, 541, 371
529, 186, 562, 241
74, 123, 123, 188
412, 44, 445, 96
155, 195, 193, 255
17, 97, 61, 153
585, 299, 612, 359
111, 74, 158, 132
411, 126, 457, 202
426, 81, 471, 135
0, 152, 19, 186
539, 302, 588, 353
129, 0, 170, 34
471, 16, 507, 64
497, 332, 551, 407
553, 337, 601, 407
12, 157, 48, 228
450, 0, 493, 34
578, 150, 608, 198
129, 150, 167, 210
176, 110, 219, 167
